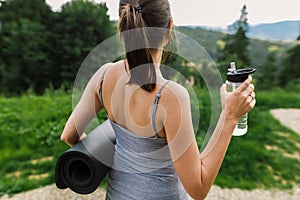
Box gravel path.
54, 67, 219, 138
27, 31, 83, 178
270, 109, 300, 135
1, 109, 299, 200
1, 184, 300, 200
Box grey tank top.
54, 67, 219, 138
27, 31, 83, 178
99, 70, 189, 200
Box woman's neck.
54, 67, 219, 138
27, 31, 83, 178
124, 49, 165, 80
151, 49, 163, 68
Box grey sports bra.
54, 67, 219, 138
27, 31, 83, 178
98, 66, 169, 138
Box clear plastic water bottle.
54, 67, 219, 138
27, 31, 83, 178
226, 62, 256, 136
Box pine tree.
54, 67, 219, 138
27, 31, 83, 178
217, 4, 251, 80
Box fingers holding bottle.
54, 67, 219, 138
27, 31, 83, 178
235, 75, 252, 94
222, 76, 256, 122
239, 76, 256, 110
236, 76, 256, 113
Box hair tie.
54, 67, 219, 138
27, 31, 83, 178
133, 5, 142, 13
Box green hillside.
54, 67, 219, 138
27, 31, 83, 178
176, 26, 295, 72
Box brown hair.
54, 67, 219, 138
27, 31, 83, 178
118, 0, 172, 92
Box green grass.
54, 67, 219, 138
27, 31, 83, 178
0, 87, 299, 196
214, 89, 300, 190
0, 90, 71, 196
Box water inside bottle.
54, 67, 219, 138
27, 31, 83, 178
226, 78, 249, 136
233, 113, 248, 136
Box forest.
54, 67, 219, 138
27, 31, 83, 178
0, 0, 114, 95
0, 0, 299, 197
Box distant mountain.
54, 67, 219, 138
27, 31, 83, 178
195, 20, 300, 41
247, 20, 300, 41
176, 26, 295, 69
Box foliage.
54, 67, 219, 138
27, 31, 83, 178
0, 18, 53, 94
0, 0, 115, 95
0, 89, 71, 197
176, 26, 294, 75
50, 0, 115, 87
0, 0, 54, 94
0, 0, 52, 24
279, 39, 300, 87
284, 78, 300, 93
176, 27, 227, 61
257, 51, 279, 90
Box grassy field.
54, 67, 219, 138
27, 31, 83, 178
0, 88, 299, 196
0, 90, 71, 196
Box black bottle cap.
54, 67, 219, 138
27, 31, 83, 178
227, 68, 256, 83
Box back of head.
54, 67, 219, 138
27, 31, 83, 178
118, 0, 172, 92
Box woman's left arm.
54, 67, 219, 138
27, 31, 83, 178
60, 64, 110, 146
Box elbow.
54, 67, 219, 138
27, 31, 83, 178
60, 133, 75, 146
185, 173, 212, 200
188, 182, 210, 200
60, 134, 67, 143
190, 192, 209, 200
60, 134, 69, 143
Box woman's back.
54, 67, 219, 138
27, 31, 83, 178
100, 61, 190, 199
101, 60, 182, 138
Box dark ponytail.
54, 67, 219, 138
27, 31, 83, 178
118, 0, 172, 92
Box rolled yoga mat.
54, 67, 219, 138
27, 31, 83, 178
55, 120, 116, 194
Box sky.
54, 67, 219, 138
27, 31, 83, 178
46, 0, 300, 27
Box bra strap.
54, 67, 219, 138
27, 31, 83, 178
98, 65, 110, 109
151, 81, 170, 138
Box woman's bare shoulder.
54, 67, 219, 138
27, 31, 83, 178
94, 60, 123, 76
164, 81, 190, 101
91, 61, 124, 92
92, 60, 124, 82
159, 80, 191, 111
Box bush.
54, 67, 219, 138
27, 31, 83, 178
285, 78, 300, 93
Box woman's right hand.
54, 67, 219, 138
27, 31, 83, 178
220, 76, 256, 123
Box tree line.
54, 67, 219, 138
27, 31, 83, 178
0, 0, 114, 95
0, 1, 299, 95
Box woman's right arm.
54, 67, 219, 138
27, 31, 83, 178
163, 77, 255, 200
60, 63, 111, 147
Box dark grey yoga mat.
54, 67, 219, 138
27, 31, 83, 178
55, 120, 116, 194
